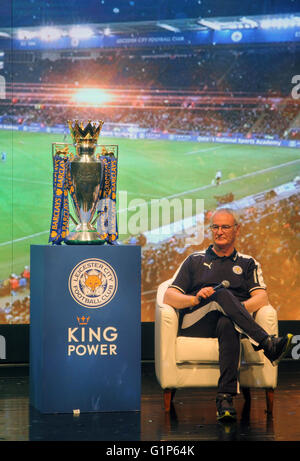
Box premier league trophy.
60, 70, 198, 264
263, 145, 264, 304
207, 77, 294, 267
49, 120, 118, 245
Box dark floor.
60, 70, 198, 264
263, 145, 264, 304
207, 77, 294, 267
0, 362, 300, 442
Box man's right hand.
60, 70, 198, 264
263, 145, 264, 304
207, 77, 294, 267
196, 286, 216, 299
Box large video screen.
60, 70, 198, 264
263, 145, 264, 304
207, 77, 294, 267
0, 3, 299, 323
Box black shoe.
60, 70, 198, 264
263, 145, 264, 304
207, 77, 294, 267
216, 393, 237, 421
262, 334, 294, 366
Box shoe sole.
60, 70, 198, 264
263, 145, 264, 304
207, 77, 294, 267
271, 333, 294, 366
216, 410, 237, 422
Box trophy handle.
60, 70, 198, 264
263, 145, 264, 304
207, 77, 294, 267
90, 210, 102, 227
69, 213, 79, 226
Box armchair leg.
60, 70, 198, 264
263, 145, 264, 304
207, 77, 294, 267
240, 387, 251, 420
164, 389, 176, 412
241, 387, 251, 403
265, 388, 274, 415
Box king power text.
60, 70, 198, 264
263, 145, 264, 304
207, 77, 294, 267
67, 325, 118, 357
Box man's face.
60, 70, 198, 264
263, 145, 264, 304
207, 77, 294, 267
211, 211, 240, 249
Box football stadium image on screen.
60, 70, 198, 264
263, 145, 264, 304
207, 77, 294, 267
0, 9, 299, 323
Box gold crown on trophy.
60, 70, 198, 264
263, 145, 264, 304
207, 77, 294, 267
68, 120, 104, 145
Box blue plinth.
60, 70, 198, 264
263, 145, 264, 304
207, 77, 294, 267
30, 244, 141, 414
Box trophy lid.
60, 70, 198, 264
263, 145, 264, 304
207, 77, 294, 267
68, 120, 104, 145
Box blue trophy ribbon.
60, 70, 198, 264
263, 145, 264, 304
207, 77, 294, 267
97, 156, 119, 244
49, 154, 70, 244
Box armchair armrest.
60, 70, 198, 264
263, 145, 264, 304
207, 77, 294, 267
155, 279, 179, 340
254, 304, 278, 337
240, 304, 278, 389
155, 280, 179, 388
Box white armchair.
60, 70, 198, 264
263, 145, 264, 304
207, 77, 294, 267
155, 277, 278, 414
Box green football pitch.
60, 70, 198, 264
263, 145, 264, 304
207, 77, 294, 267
0, 129, 299, 279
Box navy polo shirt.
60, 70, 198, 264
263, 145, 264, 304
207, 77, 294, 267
169, 245, 266, 304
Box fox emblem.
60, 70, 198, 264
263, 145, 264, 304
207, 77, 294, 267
83, 272, 103, 294
69, 258, 117, 308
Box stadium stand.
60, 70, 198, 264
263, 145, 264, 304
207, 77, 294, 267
141, 192, 300, 321
0, 42, 299, 323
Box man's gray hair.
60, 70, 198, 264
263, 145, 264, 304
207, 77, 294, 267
210, 208, 240, 225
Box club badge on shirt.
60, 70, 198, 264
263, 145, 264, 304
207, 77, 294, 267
232, 265, 243, 275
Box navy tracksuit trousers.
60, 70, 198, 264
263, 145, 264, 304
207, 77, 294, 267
179, 288, 269, 395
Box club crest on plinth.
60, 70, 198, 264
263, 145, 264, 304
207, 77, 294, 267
68, 258, 118, 309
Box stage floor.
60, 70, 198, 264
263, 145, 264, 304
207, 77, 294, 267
0, 362, 299, 442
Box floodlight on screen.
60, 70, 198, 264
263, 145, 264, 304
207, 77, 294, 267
39, 27, 62, 42
260, 16, 300, 29
72, 88, 113, 106
69, 26, 94, 39
17, 30, 37, 40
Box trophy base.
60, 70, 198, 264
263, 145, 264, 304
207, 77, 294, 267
64, 230, 106, 245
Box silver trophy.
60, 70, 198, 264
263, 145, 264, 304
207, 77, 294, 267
51, 120, 118, 245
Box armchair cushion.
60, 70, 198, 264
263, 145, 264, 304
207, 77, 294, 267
175, 337, 265, 365
176, 337, 219, 363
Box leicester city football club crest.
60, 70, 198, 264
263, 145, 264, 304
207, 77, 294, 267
68, 258, 118, 308
232, 265, 243, 275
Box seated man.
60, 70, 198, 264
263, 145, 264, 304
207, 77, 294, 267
163, 208, 293, 421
